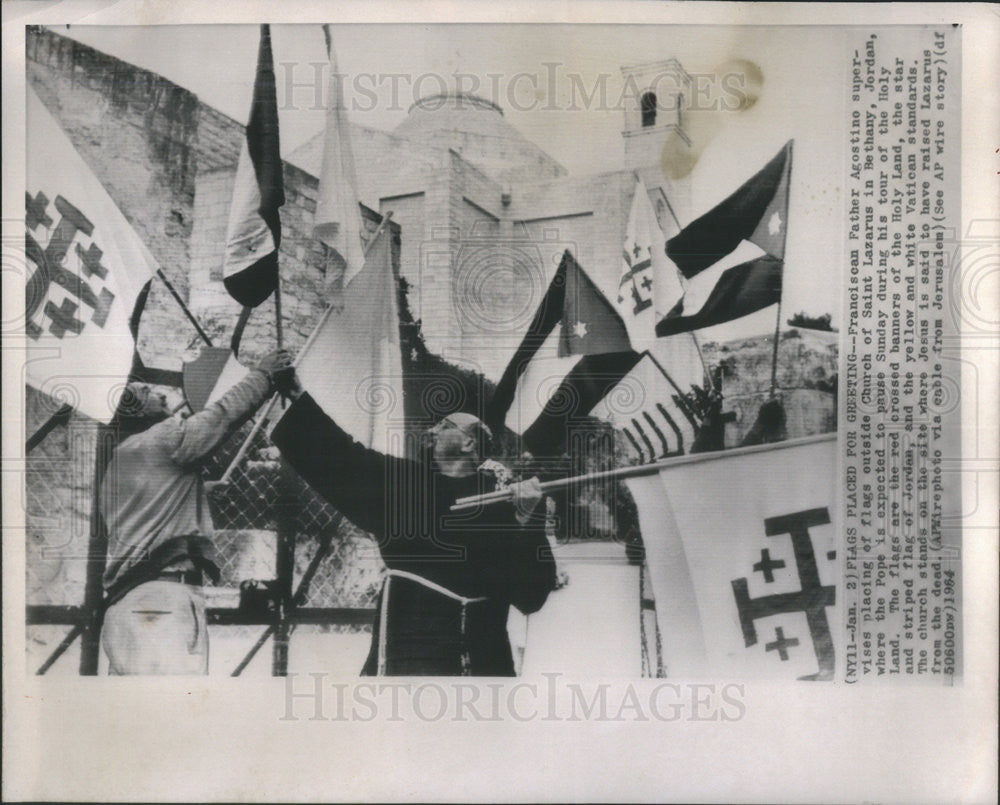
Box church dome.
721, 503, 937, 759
397, 92, 506, 137
394, 91, 566, 181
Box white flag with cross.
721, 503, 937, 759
25, 90, 157, 423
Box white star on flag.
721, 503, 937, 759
573, 320, 588, 338
768, 211, 783, 236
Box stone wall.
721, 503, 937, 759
24, 386, 97, 606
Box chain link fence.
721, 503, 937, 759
25, 384, 387, 676
199, 411, 385, 674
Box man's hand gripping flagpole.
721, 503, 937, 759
211, 212, 394, 488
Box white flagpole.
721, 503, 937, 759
214, 213, 394, 486
450, 433, 835, 513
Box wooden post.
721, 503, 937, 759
26, 403, 74, 453
78, 423, 116, 674
271, 459, 296, 675
231, 514, 341, 676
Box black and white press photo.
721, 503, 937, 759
3, 3, 997, 803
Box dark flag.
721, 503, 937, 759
222, 24, 285, 307
518, 351, 642, 458
656, 141, 792, 336
486, 251, 638, 457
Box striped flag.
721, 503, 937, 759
590, 352, 700, 461
222, 24, 285, 307
485, 251, 638, 457
656, 141, 792, 336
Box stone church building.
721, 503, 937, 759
27, 26, 695, 381
24, 27, 837, 676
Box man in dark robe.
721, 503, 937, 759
271, 369, 556, 676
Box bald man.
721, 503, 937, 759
271, 370, 557, 676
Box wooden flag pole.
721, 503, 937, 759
214, 212, 394, 486
769, 140, 793, 399
274, 282, 286, 410
156, 268, 213, 347
26, 403, 74, 453
450, 460, 666, 513
274, 281, 284, 349
769, 297, 783, 397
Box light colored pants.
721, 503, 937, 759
102, 580, 208, 675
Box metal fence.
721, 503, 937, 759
26, 389, 386, 677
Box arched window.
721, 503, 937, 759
640, 92, 657, 127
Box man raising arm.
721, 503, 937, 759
100, 349, 292, 674
271, 367, 557, 676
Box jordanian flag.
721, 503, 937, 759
223, 24, 285, 307
656, 141, 792, 336
486, 251, 640, 457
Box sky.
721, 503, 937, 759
57, 23, 848, 341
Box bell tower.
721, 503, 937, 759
621, 59, 691, 172
620, 58, 693, 234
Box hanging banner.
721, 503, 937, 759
25, 90, 156, 422
643, 434, 839, 679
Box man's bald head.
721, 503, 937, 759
114, 383, 171, 433
427, 413, 493, 477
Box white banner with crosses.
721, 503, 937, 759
639, 434, 839, 679
25, 90, 157, 423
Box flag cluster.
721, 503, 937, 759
487, 142, 792, 460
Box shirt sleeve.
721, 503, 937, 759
270, 392, 415, 537
169, 369, 271, 467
